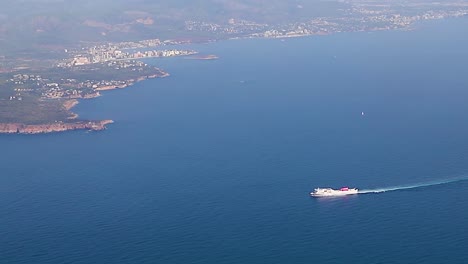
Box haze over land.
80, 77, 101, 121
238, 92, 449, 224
1, 0, 346, 51
1, 0, 467, 53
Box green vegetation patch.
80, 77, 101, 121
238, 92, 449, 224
0, 98, 70, 124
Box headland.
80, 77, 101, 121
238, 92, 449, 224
0, 62, 169, 134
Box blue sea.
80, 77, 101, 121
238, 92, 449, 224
1, 18, 468, 264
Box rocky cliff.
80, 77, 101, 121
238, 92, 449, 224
0, 120, 114, 134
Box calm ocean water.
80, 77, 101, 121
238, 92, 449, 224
1, 18, 468, 264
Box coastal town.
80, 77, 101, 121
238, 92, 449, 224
186, 6, 468, 39
6, 60, 168, 101
0, 57, 170, 133
62, 47, 197, 67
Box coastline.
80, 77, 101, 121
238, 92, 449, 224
0, 120, 114, 134
63, 99, 79, 111
95, 72, 170, 91
0, 69, 169, 134
4, 17, 465, 136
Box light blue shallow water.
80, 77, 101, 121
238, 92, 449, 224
1, 18, 468, 264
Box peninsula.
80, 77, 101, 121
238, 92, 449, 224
0, 60, 170, 134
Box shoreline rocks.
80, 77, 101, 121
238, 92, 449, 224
0, 120, 114, 134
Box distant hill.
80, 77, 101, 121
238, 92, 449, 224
0, 0, 348, 53
1, 0, 467, 55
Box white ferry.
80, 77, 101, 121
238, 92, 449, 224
310, 187, 359, 197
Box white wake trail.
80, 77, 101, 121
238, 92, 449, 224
358, 175, 468, 194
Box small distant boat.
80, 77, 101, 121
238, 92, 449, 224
310, 187, 359, 197
361, 111, 365, 116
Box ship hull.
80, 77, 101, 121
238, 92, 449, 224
310, 192, 358, 197
310, 188, 359, 197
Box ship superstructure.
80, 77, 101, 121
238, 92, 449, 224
310, 187, 358, 197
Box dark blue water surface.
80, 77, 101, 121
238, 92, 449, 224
1, 18, 468, 264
